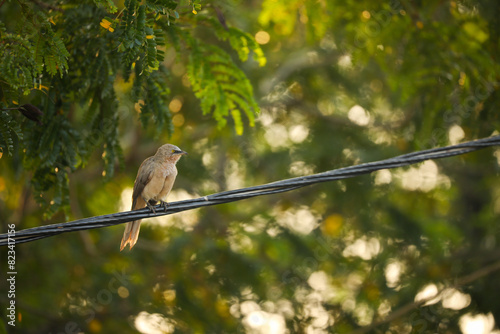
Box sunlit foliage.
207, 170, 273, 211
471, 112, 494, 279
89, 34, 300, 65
1, 0, 500, 333
0, 0, 264, 215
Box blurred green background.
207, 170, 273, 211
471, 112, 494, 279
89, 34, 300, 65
1, 0, 500, 333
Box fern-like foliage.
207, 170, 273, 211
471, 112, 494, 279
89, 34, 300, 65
0, 22, 38, 96
117, 0, 170, 78
205, 17, 267, 67
139, 68, 174, 136
83, 92, 125, 181
34, 22, 70, 78
187, 39, 260, 135
0, 110, 23, 157
22, 95, 81, 218
0, 12, 70, 97
0, 0, 266, 217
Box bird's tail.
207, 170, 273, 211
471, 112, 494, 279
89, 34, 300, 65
120, 220, 142, 251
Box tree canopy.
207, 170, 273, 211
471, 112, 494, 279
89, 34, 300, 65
1, 0, 500, 333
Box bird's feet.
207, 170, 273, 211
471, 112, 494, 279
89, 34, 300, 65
159, 200, 169, 211
146, 200, 157, 213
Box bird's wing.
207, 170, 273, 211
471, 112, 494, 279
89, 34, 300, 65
131, 157, 155, 210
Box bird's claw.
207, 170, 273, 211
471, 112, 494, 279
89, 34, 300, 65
160, 200, 169, 211
146, 201, 157, 213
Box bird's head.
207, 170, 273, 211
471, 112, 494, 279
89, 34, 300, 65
156, 144, 188, 162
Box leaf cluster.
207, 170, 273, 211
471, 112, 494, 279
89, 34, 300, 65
0, 0, 266, 216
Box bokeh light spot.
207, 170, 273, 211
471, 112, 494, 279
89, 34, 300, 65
255, 31, 270, 45
348, 105, 370, 126
169, 98, 183, 113
118, 286, 129, 298
449, 124, 465, 144
172, 114, 185, 127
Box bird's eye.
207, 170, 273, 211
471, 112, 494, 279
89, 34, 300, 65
171, 149, 175, 153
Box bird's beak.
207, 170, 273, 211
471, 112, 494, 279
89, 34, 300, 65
177, 150, 188, 155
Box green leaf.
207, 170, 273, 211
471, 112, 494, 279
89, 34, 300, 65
187, 41, 259, 134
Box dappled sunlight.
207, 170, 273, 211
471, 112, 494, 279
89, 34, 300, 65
274, 206, 319, 235
353, 303, 374, 326
259, 108, 311, 150
374, 169, 392, 185
396, 160, 450, 192
342, 148, 360, 164
291, 273, 336, 331
441, 288, 471, 310
3, 0, 500, 332
303, 291, 334, 330
289, 160, 315, 176
414, 284, 440, 306
202, 150, 215, 168
288, 124, 309, 143
119, 187, 134, 212
413, 285, 471, 311
227, 232, 255, 254
258, 109, 275, 126
348, 105, 371, 126
345, 272, 364, 291
377, 300, 392, 318
246, 215, 269, 234
384, 260, 404, 288
459, 313, 499, 334
225, 159, 246, 190
240, 300, 258, 315
338, 54, 352, 69
264, 123, 290, 149
239, 300, 286, 334
342, 236, 381, 260
134, 311, 175, 334
244, 311, 285, 334
304, 273, 337, 329
369, 130, 393, 145
308, 271, 337, 300
449, 124, 465, 145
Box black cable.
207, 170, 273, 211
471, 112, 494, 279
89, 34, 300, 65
2, 135, 500, 246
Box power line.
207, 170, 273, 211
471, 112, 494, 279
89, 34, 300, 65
1, 135, 500, 246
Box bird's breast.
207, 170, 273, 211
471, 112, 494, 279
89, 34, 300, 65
159, 163, 177, 178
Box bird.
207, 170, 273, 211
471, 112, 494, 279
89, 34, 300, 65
120, 144, 187, 251
18, 104, 43, 125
